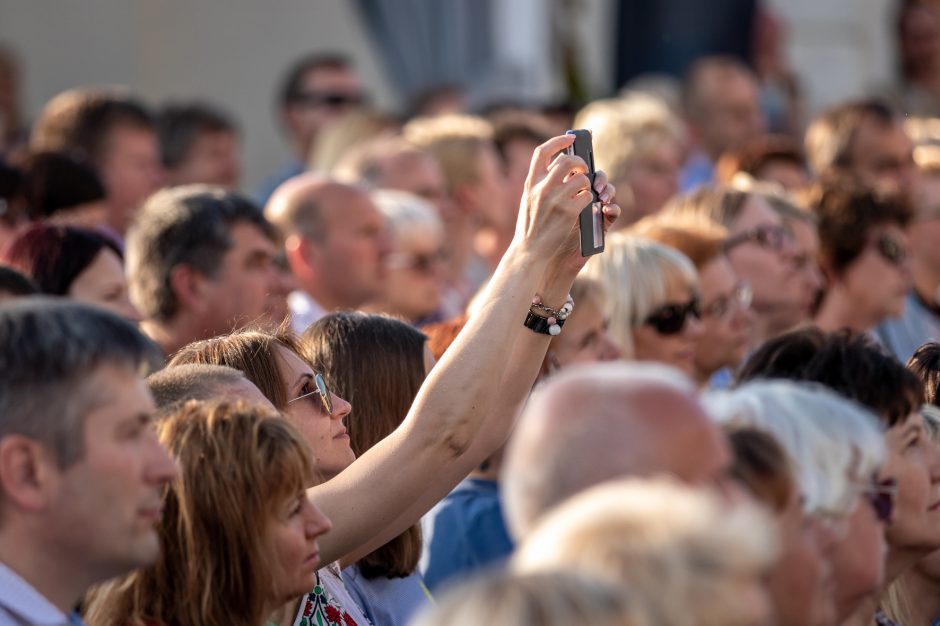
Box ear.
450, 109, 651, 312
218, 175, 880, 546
0, 436, 60, 513
169, 263, 210, 315
286, 234, 321, 282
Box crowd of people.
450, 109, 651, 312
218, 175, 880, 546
8, 2, 940, 625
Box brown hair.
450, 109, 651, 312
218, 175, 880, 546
804, 99, 898, 176
631, 215, 728, 269
422, 314, 469, 360
715, 135, 807, 185
84, 401, 314, 626
908, 342, 940, 407
726, 427, 794, 513
300, 312, 427, 578
661, 185, 752, 229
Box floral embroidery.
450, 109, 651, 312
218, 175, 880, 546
295, 572, 361, 626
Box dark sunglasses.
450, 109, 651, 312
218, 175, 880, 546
873, 235, 908, 267
292, 91, 366, 109
644, 296, 701, 335
862, 478, 897, 524
724, 225, 792, 254
287, 373, 334, 414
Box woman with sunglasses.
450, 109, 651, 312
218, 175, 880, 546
364, 190, 446, 325
166, 134, 620, 625
581, 231, 703, 376
813, 184, 914, 334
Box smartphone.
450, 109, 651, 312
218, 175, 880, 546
565, 129, 604, 256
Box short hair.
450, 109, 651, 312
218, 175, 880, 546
0, 223, 122, 295
125, 185, 273, 322
310, 109, 397, 173
706, 379, 886, 515
157, 102, 237, 169
908, 342, 940, 407
661, 185, 753, 229
411, 571, 645, 626
810, 183, 913, 275
573, 93, 684, 185
371, 189, 443, 242
0, 299, 158, 467
402, 114, 495, 193
300, 312, 427, 578
0, 265, 38, 297
726, 427, 794, 513
20, 151, 106, 219
31, 88, 155, 165
682, 56, 757, 120
333, 136, 432, 186
736, 327, 923, 427
489, 109, 554, 165
715, 134, 807, 185
630, 215, 728, 270
804, 99, 899, 177
581, 232, 698, 357
513, 478, 777, 626
279, 52, 353, 108
146, 363, 246, 415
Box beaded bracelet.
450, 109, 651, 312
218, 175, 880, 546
524, 294, 575, 336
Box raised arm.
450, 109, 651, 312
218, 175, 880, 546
310, 135, 617, 566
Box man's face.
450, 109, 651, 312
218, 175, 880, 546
50, 364, 177, 580
168, 130, 242, 189
848, 119, 917, 191
99, 125, 163, 235
699, 71, 765, 159
463, 145, 511, 231
285, 66, 365, 150
199, 222, 288, 335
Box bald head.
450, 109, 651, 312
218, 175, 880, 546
147, 363, 276, 419
502, 362, 731, 538
266, 173, 361, 241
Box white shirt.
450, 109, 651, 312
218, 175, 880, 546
289, 290, 327, 335
0, 561, 76, 626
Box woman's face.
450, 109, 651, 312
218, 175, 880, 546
768, 490, 837, 626
68, 248, 142, 323
694, 257, 754, 382
275, 346, 356, 480
626, 139, 681, 220
266, 489, 332, 604
631, 283, 703, 376
547, 295, 621, 370
883, 412, 940, 551
383, 228, 446, 322
831, 496, 887, 620
838, 224, 912, 324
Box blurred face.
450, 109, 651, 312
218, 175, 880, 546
383, 228, 446, 322
463, 145, 510, 231
503, 138, 542, 218
788, 219, 824, 312
99, 125, 162, 235
266, 489, 332, 605
699, 71, 765, 159
910, 174, 940, 275
546, 294, 621, 370
625, 139, 681, 220
200, 222, 288, 334
768, 490, 837, 626
631, 283, 703, 376
901, 4, 940, 74
831, 495, 887, 620
883, 412, 940, 551
68, 248, 141, 323
50, 365, 178, 580
275, 346, 355, 480
836, 224, 912, 323
286, 66, 364, 150
849, 120, 917, 192
316, 189, 388, 310
379, 153, 454, 223
694, 257, 754, 382
168, 130, 242, 189
755, 160, 809, 192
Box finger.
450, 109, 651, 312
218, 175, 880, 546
530, 135, 576, 179
593, 170, 609, 195
548, 153, 589, 181
602, 202, 622, 226
600, 183, 615, 205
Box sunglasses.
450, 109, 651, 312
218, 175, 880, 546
861, 478, 897, 524
702, 282, 753, 320
724, 225, 792, 254
292, 91, 366, 109
287, 373, 334, 414
873, 235, 908, 267
644, 296, 701, 335
386, 250, 447, 274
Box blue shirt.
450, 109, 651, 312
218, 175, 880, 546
875, 291, 940, 364
679, 151, 715, 193
342, 565, 430, 626
419, 477, 514, 592
0, 561, 82, 626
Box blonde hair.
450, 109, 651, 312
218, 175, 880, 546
573, 93, 684, 186
581, 232, 698, 357
631, 214, 728, 270
513, 477, 777, 626
411, 571, 649, 626
402, 114, 494, 193
308, 108, 398, 173
371, 189, 444, 242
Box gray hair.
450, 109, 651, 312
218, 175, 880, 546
0, 298, 159, 467
147, 363, 245, 416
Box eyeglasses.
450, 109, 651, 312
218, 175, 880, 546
860, 478, 898, 524
386, 250, 447, 274
872, 234, 908, 267
287, 373, 334, 415
724, 225, 793, 254
644, 296, 701, 335
292, 91, 366, 109
701, 282, 753, 320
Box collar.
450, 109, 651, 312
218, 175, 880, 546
288, 290, 327, 334
0, 561, 72, 626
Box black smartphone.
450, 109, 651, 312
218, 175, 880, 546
565, 129, 604, 256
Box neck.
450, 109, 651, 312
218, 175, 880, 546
913, 257, 940, 306
893, 564, 940, 626
140, 317, 201, 358
303, 285, 356, 315
0, 531, 87, 614
815, 291, 880, 334
886, 545, 929, 588
844, 598, 878, 626
269, 595, 304, 626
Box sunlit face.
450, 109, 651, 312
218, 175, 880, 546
286, 66, 365, 149
831, 495, 887, 620
546, 294, 621, 370
266, 489, 332, 605
167, 130, 242, 189
275, 346, 355, 480
632, 283, 703, 376
837, 224, 912, 324
68, 248, 142, 323
694, 257, 754, 381
848, 121, 917, 192
625, 139, 681, 220
883, 412, 940, 551
98, 125, 163, 235
382, 227, 446, 323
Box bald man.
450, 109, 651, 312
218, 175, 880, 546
501, 362, 732, 538
265, 174, 388, 332
147, 363, 276, 418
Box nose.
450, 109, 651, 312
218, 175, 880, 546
146, 435, 180, 485
684, 313, 705, 339
600, 331, 623, 361
305, 499, 333, 538
809, 515, 840, 556
119, 297, 144, 324
329, 393, 352, 421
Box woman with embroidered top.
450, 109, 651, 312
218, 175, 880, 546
146, 134, 618, 626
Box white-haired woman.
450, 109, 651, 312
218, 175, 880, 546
581, 231, 703, 376
366, 189, 446, 324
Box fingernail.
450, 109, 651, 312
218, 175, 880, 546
594, 180, 605, 193
600, 192, 610, 203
